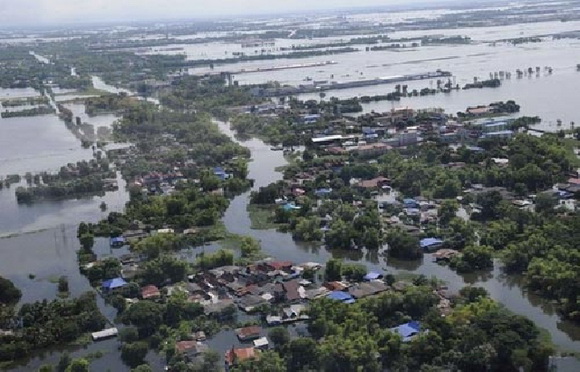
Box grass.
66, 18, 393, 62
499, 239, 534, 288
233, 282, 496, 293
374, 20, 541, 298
218, 233, 246, 250
247, 204, 280, 230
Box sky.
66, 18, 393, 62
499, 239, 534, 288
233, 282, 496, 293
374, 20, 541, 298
0, 0, 461, 26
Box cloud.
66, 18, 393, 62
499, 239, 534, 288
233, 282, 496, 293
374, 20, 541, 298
0, 0, 420, 26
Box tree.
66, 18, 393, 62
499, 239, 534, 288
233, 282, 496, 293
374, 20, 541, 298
325, 219, 355, 250
56, 352, 72, 372
459, 286, 489, 303
240, 236, 261, 258
293, 217, 323, 242
341, 263, 367, 282
39, 365, 54, 372
0, 276, 22, 305
79, 233, 94, 251
121, 342, 149, 368
451, 245, 494, 273
534, 192, 557, 214
122, 301, 164, 337
64, 358, 89, 372
438, 200, 458, 227
268, 327, 290, 349
119, 327, 140, 343
325, 259, 343, 281
386, 229, 422, 260
58, 276, 69, 293
287, 338, 319, 371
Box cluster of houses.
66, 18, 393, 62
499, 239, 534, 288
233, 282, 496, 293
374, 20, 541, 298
96, 253, 457, 369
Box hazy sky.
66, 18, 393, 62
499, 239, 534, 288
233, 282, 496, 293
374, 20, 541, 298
0, 0, 449, 26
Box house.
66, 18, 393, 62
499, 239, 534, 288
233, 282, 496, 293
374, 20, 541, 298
327, 291, 355, 304
238, 294, 268, 312
225, 347, 258, 369
253, 337, 269, 350
433, 249, 459, 262
482, 130, 513, 140
122, 229, 149, 242
141, 285, 161, 300
390, 321, 421, 342
282, 279, 305, 303
323, 281, 348, 291
109, 236, 125, 248
176, 340, 208, 360
403, 198, 419, 209
420, 238, 444, 252
102, 278, 128, 292
353, 143, 392, 158
265, 261, 293, 272
349, 281, 389, 299
315, 188, 333, 197
235, 325, 262, 341
357, 176, 390, 190
213, 167, 229, 180
204, 298, 235, 317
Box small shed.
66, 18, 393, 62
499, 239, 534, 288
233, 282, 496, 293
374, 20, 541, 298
102, 278, 128, 292
420, 238, 444, 251
91, 328, 118, 341
363, 271, 383, 281
253, 337, 269, 350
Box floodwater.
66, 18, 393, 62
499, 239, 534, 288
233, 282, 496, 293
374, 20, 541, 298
142, 20, 580, 128
0, 113, 95, 175
216, 121, 580, 354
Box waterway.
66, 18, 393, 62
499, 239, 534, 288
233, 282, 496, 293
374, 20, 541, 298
215, 120, 580, 356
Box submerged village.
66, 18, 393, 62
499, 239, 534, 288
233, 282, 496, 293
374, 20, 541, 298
1, 2, 580, 371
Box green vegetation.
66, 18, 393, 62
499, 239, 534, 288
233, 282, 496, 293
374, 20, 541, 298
15, 159, 115, 203
0, 292, 107, 364
248, 285, 554, 371
0, 276, 22, 306
247, 204, 282, 230
1, 106, 55, 118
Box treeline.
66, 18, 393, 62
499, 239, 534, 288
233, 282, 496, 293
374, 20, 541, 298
15, 159, 115, 203
159, 47, 359, 69
463, 78, 501, 89
0, 291, 107, 363
1, 96, 48, 107
1, 106, 55, 118
15, 176, 106, 203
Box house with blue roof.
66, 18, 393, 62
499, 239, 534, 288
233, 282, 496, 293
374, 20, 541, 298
403, 198, 419, 209
390, 321, 421, 342
283, 202, 301, 211
420, 238, 444, 252
102, 278, 128, 292
110, 236, 126, 248
315, 188, 332, 197
327, 291, 356, 304
213, 167, 230, 181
